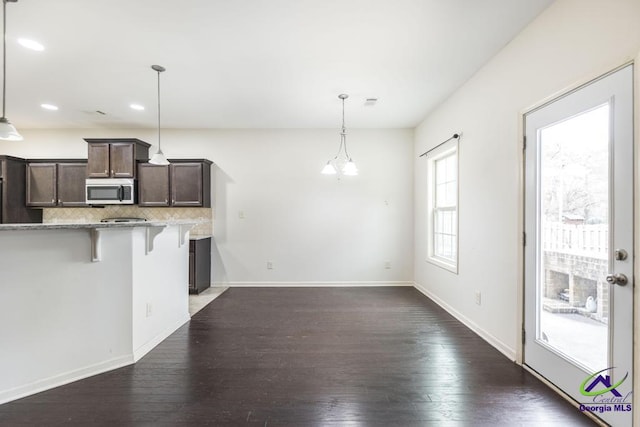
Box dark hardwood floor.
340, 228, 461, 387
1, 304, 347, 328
0, 287, 595, 426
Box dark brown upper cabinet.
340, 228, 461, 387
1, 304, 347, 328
0, 156, 43, 223
26, 161, 88, 207
57, 163, 89, 206
85, 138, 150, 178
137, 163, 170, 207
171, 161, 211, 207
138, 159, 212, 208
26, 163, 57, 207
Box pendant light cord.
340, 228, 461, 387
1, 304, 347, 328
333, 96, 350, 159
2, 0, 7, 118
156, 69, 161, 151
149, 64, 166, 163
342, 95, 350, 159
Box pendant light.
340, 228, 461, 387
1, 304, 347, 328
321, 94, 357, 176
0, 0, 22, 141
149, 64, 169, 165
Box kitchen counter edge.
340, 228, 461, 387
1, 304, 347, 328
0, 220, 200, 231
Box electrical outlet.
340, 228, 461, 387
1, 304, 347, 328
267, 261, 273, 270
384, 261, 391, 269
475, 291, 481, 306
146, 303, 153, 317
238, 211, 245, 219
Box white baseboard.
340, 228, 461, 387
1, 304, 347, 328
413, 281, 516, 361
0, 355, 133, 405
220, 281, 414, 287
133, 313, 190, 362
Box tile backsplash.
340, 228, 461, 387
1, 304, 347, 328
43, 207, 213, 236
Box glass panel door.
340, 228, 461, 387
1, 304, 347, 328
537, 103, 610, 372
524, 65, 633, 427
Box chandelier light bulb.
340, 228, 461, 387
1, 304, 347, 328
343, 159, 358, 176
321, 161, 337, 175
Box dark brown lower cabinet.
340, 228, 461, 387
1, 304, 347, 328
189, 237, 211, 294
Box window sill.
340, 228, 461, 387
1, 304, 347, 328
426, 256, 458, 274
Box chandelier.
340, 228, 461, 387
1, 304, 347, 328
321, 94, 357, 176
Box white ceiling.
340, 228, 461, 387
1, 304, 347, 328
5, 0, 554, 130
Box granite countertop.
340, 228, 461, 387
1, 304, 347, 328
0, 220, 200, 231
189, 235, 212, 240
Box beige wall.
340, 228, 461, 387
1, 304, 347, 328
413, 0, 640, 421
414, 0, 639, 361
4, 127, 415, 286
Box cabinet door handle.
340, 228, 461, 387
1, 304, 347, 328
104, 169, 108, 174
111, 169, 114, 176
165, 199, 168, 204
58, 200, 61, 205
51, 198, 55, 204
172, 199, 175, 204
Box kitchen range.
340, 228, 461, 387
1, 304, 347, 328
100, 217, 147, 223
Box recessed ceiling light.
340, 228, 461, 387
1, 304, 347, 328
40, 103, 58, 111
130, 104, 145, 111
17, 38, 44, 51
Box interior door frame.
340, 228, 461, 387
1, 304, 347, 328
516, 57, 638, 425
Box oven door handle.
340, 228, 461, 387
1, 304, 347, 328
117, 186, 124, 201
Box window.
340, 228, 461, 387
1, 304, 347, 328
426, 140, 458, 272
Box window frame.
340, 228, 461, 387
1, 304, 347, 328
426, 139, 459, 273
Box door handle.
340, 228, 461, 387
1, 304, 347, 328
606, 273, 628, 286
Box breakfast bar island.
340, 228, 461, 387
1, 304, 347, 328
0, 221, 195, 404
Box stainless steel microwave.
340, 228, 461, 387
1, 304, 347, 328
85, 178, 136, 205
